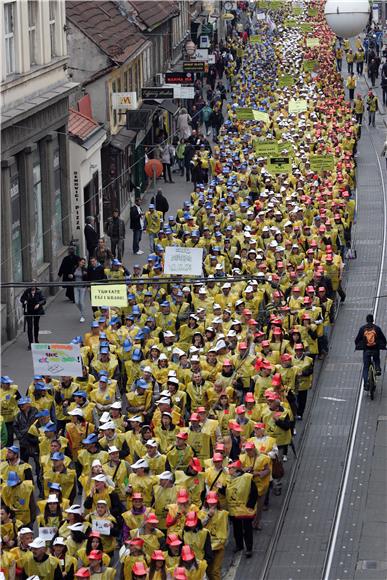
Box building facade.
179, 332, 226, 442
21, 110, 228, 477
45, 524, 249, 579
1, 0, 77, 341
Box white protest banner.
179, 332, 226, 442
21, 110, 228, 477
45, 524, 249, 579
164, 247, 203, 276
39, 527, 57, 541
91, 284, 128, 307
92, 519, 111, 535
32, 343, 82, 377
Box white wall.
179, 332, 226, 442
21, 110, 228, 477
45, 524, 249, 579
69, 135, 105, 257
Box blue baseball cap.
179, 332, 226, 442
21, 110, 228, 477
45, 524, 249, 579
1, 376, 13, 384
100, 341, 110, 348
34, 375, 43, 380
98, 317, 106, 324
91, 321, 99, 328
161, 301, 170, 307
73, 390, 87, 398
35, 409, 50, 418
100, 347, 109, 354
111, 259, 121, 266
99, 375, 108, 383
71, 336, 83, 344
136, 379, 149, 389
7, 446, 20, 455
110, 316, 120, 325
82, 433, 98, 445
34, 382, 48, 391
18, 396, 31, 405
6, 471, 20, 487
99, 332, 107, 339
52, 451, 65, 461
128, 293, 136, 300
132, 306, 141, 315
135, 331, 145, 340
42, 422, 57, 433
149, 203, 155, 209
98, 370, 109, 377
48, 482, 62, 491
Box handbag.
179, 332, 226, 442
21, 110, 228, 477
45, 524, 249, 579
271, 456, 285, 479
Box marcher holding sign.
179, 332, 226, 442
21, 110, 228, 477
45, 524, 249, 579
164, 247, 203, 276
31, 343, 83, 377
91, 284, 128, 308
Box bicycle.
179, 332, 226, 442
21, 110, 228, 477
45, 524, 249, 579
365, 357, 377, 400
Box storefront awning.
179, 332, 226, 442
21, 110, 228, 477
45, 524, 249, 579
110, 127, 137, 151
142, 98, 180, 116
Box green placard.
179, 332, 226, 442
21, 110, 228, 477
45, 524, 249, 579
300, 23, 313, 32
288, 99, 308, 113
278, 74, 295, 87
293, 6, 303, 15
253, 110, 270, 123
250, 34, 262, 44
303, 59, 318, 72
259, 0, 284, 9
285, 19, 298, 27
306, 38, 320, 48
277, 141, 293, 154
308, 7, 318, 17
310, 154, 335, 172
268, 157, 291, 174
235, 108, 254, 120
254, 140, 278, 156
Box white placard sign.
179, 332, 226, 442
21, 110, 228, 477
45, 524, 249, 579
164, 247, 203, 276
32, 343, 83, 377
92, 519, 111, 535
39, 527, 57, 541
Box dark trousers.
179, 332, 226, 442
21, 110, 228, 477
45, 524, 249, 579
26, 315, 40, 344
347, 61, 353, 73
163, 163, 172, 182
185, 165, 192, 181
355, 113, 363, 125
231, 516, 253, 551
356, 61, 364, 74
336, 58, 342, 71
111, 238, 124, 260
5, 422, 14, 446
64, 284, 74, 302
363, 350, 381, 382
132, 229, 142, 254
296, 390, 308, 418
349, 88, 355, 100
20, 444, 42, 494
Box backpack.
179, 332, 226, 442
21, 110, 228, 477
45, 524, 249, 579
364, 327, 377, 347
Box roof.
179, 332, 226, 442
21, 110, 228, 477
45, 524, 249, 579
66, 1, 148, 64
68, 108, 100, 142
128, 1, 179, 30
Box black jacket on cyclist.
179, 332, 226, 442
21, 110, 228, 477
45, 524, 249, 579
355, 323, 387, 350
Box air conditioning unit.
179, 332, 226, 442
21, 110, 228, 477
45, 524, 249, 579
155, 73, 164, 86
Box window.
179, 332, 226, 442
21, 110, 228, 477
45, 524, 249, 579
32, 148, 44, 267
10, 163, 22, 282
49, 0, 57, 58
53, 135, 63, 252
4, 2, 15, 75
28, 0, 37, 65
127, 68, 133, 92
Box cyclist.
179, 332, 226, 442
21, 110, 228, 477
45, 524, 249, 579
355, 314, 386, 388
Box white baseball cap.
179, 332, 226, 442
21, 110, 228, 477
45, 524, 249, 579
110, 401, 122, 410
100, 421, 116, 430
145, 439, 157, 447
19, 527, 33, 535
159, 471, 173, 481
47, 494, 59, 503
68, 522, 85, 532
92, 474, 107, 482
65, 504, 83, 515
68, 408, 84, 417
108, 446, 119, 453
29, 537, 46, 549
131, 459, 149, 469
53, 537, 66, 546
91, 459, 102, 468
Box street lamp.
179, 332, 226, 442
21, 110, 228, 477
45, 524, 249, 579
324, 0, 370, 37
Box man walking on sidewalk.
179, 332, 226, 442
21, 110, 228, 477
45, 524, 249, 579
130, 197, 144, 255
105, 208, 125, 261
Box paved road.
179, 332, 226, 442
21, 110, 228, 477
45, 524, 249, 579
226, 55, 387, 580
